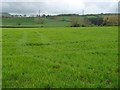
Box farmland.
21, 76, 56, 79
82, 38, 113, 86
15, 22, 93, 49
2, 14, 118, 27
2, 16, 71, 27
2, 27, 118, 88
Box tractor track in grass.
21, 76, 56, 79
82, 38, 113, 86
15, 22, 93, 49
15, 30, 77, 66
16, 30, 59, 61
16, 30, 110, 61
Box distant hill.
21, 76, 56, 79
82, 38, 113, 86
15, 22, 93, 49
1, 12, 119, 27
0, 12, 12, 17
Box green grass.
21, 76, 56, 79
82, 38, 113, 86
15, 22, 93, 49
2, 17, 70, 27
2, 27, 118, 88
2, 14, 118, 27
2, 17, 35, 25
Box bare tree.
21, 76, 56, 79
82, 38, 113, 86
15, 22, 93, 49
70, 16, 80, 27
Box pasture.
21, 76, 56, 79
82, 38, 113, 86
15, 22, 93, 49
2, 16, 71, 27
2, 27, 118, 88
2, 14, 118, 27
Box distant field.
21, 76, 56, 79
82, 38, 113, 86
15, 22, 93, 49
2, 27, 118, 88
2, 14, 118, 27
2, 16, 71, 27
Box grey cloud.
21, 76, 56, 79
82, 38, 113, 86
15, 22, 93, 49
1, 1, 118, 15
2, 2, 46, 14
84, 2, 118, 14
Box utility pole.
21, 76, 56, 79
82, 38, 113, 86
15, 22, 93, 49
82, 10, 84, 15
116, 8, 118, 14
39, 10, 40, 17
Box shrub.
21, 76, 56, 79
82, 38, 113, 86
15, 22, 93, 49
81, 24, 86, 27
88, 16, 103, 26
17, 23, 21, 26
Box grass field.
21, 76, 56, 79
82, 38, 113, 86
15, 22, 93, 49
2, 27, 118, 88
2, 16, 71, 27
2, 14, 118, 27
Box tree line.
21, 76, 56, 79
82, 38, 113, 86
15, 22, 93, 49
70, 15, 119, 27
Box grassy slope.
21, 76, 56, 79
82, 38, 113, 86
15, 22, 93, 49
2, 16, 71, 27
2, 17, 35, 25
2, 14, 117, 27
2, 27, 118, 88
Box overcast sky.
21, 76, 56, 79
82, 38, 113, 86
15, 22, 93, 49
1, 0, 119, 15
